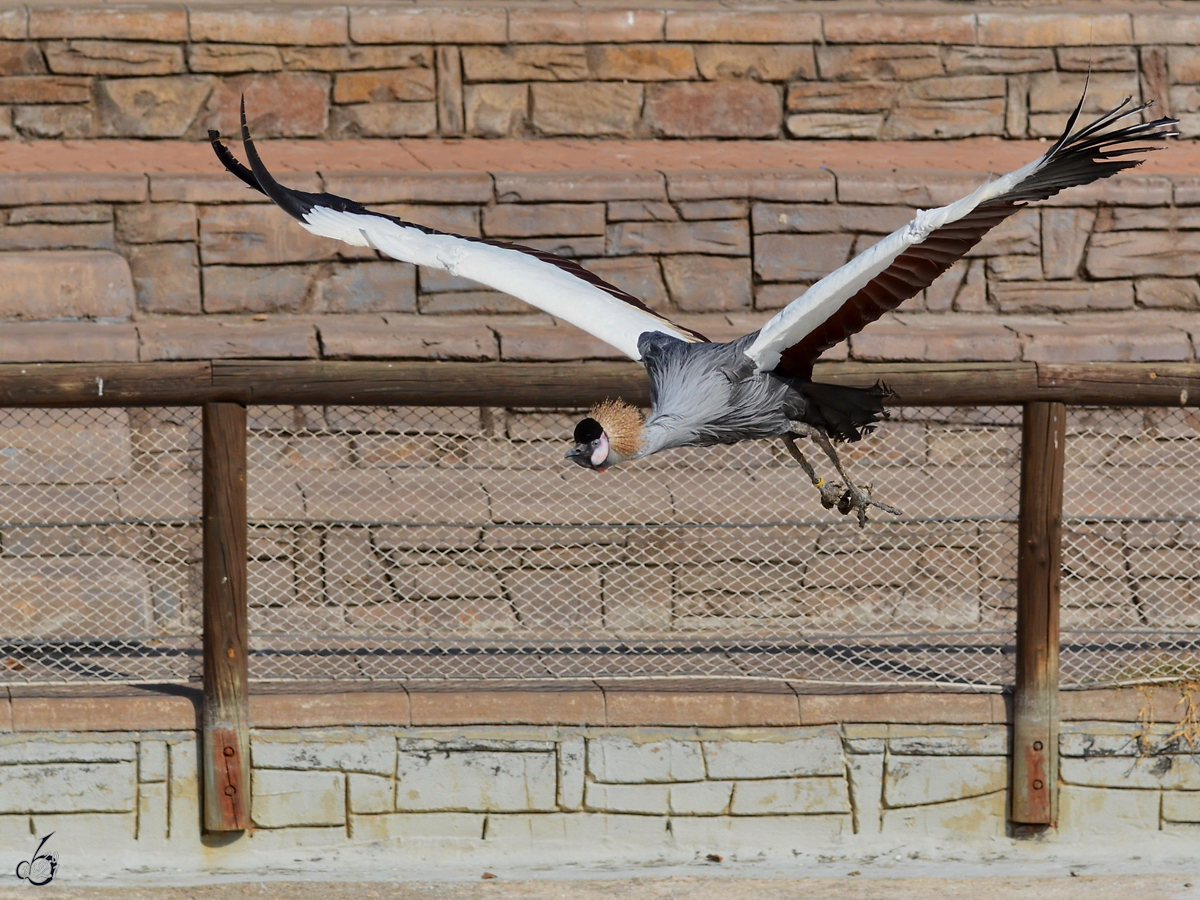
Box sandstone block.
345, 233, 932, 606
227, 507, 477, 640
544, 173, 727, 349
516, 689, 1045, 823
30, 7, 186, 41
1017, 322, 1191, 363
884, 97, 1005, 139
704, 730, 843, 779
334, 68, 435, 103
1058, 784, 1161, 834
754, 233, 853, 281
0, 762, 136, 813
508, 8, 664, 43
1061, 754, 1200, 790
609, 220, 749, 256
787, 82, 896, 114
645, 82, 780, 138
1030, 71, 1138, 116
587, 734, 704, 783
319, 317, 496, 360
885, 755, 1007, 807
558, 737, 585, 810
531, 82, 641, 136
139, 741, 168, 783
13, 105, 91, 138
944, 46, 1056, 75
252, 769, 345, 828
188, 44, 283, 74
0, 42, 48, 75
117, 203, 196, 244
978, 14, 1132, 47
0, 221, 112, 252
1163, 791, 1200, 823
484, 203, 605, 238
253, 733, 395, 775
504, 567, 602, 631
695, 44, 815, 81
881, 790, 1007, 838
396, 749, 556, 811
419, 290, 525, 315
349, 773, 393, 814
666, 169, 834, 202
307, 468, 487, 522
668, 780, 733, 815
350, 7, 507, 44
331, 101, 436, 138
0, 249, 132, 320
200, 73, 330, 139
139, 782, 168, 842
463, 45, 587, 82
754, 202, 912, 235
465, 83, 527, 137
665, 10, 821, 43
1137, 278, 1200, 309
349, 811, 484, 842
816, 45, 942, 81
588, 44, 696, 81
97, 75, 213, 138
202, 265, 313, 314
138, 319, 316, 360
825, 13, 974, 44
1088, 231, 1200, 278
731, 777, 850, 815
128, 243, 201, 315
991, 281, 1133, 313
787, 112, 882, 139
678, 200, 747, 221
44, 39, 182, 76
850, 316, 1020, 363
190, 7, 348, 45
585, 781, 668, 814
323, 172, 491, 205
0, 74, 88, 104
313, 261, 416, 314
497, 170, 663, 203
0, 739, 136, 765
1041, 207, 1096, 279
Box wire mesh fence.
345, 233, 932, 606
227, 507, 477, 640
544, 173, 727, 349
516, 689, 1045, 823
0, 401, 1196, 689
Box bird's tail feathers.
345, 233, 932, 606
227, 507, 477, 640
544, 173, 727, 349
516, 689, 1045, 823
800, 380, 896, 443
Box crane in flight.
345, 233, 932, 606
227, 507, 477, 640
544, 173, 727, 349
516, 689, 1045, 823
211, 96, 1175, 526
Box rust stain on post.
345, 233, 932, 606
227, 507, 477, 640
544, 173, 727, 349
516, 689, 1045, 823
202, 402, 250, 832
1012, 401, 1065, 825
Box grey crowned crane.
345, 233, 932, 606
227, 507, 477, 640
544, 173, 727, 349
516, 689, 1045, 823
211, 96, 1176, 526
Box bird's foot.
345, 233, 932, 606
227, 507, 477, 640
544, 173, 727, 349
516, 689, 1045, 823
835, 483, 903, 528
813, 478, 845, 510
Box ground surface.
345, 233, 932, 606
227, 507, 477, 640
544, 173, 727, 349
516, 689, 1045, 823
2, 875, 1200, 900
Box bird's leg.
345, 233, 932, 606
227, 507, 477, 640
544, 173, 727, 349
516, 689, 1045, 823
807, 428, 903, 528
781, 434, 844, 510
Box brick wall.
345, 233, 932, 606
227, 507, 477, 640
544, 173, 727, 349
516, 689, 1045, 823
0, 684, 1197, 877
0, 4, 1195, 141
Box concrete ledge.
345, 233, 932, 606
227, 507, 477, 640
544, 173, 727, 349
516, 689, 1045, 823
3, 681, 1192, 731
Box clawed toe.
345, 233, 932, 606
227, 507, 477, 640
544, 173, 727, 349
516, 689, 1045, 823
836, 484, 903, 528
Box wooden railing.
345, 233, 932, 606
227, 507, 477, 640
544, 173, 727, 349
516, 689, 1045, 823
3, 359, 1195, 832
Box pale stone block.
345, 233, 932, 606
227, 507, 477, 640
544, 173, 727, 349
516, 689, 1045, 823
847, 754, 883, 835
586, 781, 668, 814
889, 726, 1009, 756
0, 815, 29, 846
0, 762, 136, 813
396, 750, 556, 811
31, 812, 136, 843
251, 732, 395, 776
252, 769, 346, 828
881, 791, 1007, 838
348, 773, 393, 814
1163, 791, 1200, 822
730, 776, 849, 815
138, 741, 167, 783
1061, 754, 1200, 790
483, 812, 667, 852
559, 737, 585, 810
703, 729, 843, 779
669, 780, 733, 815
587, 735, 705, 783
1058, 785, 1161, 835
0, 738, 136, 765
137, 781, 167, 842
350, 811, 484, 843
885, 755, 1008, 807
0, 249, 133, 319
669, 814, 847, 854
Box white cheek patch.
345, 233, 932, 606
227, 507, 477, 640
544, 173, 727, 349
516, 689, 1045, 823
590, 433, 610, 467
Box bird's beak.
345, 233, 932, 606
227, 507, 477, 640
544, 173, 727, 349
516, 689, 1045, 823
565, 444, 591, 468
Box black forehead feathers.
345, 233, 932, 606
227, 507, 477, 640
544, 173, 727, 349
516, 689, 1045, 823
574, 417, 603, 443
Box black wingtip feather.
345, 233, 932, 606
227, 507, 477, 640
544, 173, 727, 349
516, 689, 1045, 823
208, 128, 266, 196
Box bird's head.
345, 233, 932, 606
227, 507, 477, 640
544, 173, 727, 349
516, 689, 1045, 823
565, 399, 643, 473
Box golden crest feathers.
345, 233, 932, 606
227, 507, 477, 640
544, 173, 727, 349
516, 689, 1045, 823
588, 398, 644, 459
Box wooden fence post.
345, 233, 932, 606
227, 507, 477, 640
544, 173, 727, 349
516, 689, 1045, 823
202, 401, 250, 832
1012, 401, 1066, 825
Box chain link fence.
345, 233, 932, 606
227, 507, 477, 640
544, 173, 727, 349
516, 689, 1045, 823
0, 402, 1196, 689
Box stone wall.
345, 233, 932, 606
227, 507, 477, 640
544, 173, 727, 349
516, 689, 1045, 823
0, 163, 1196, 366
0, 3, 1194, 141
0, 685, 1197, 878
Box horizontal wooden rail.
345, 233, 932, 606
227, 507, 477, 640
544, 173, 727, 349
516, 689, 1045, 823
0, 360, 1194, 408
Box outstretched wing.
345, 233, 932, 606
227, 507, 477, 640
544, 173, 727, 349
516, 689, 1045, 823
211, 99, 708, 362
747, 96, 1178, 379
